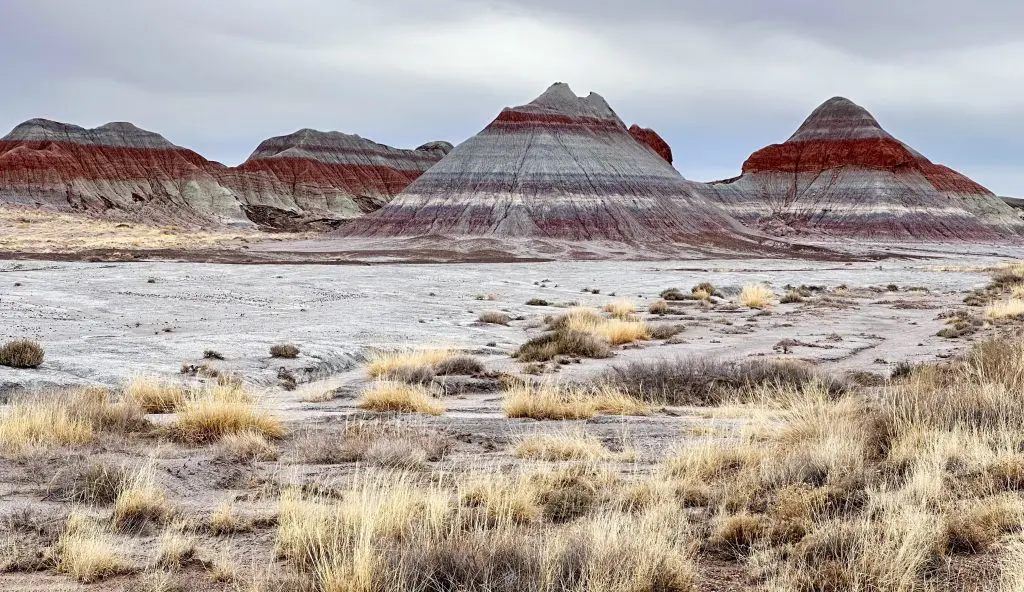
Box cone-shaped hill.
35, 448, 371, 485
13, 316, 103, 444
341, 83, 761, 250
707, 97, 1024, 241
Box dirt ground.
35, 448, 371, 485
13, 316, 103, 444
0, 254, 1018, 591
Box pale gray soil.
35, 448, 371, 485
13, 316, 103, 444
0, 254, 1012, 591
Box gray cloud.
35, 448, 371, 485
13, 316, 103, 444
2, 0, 1022, 194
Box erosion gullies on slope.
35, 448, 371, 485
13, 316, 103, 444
341, 82, 765, 253
221, 130, 452, 229
0, 119, 248, 225
707, 97, 1024, 241
0, 119, 452, 230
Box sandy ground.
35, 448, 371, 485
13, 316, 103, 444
0, 254, 1015, 591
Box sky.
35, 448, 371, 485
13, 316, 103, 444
2, 0, 1023, 195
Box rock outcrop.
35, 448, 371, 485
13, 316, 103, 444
0, 118, 246, 225
628, 125, 673, 164
341, 83, 757, 250
0, 119, 451, 229
707, 97, 1024, 241
220, 130, 452, 229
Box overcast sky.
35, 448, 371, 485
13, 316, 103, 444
3, 0, 1023, 194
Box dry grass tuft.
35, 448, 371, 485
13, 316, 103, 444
649, 300, 671, 315
291, 421, 453, 467
515, 329, 612, 362
0, 339, 44, 368
156, 524, 196, 570
55, 511, 131, 583
125, 376, 185, 414
210, 502, 246, 535
367, 348, 456, 380
739, 283, 775, 309
0, 395, 94, 454
556, 307, 651, 345
434, 355, 485, 376
514, 431, 610, 462
218, 429, 280, 462
270, 343, 300, 359
602, 299, 637, 319
503, 382, 649, 420
986, 298, 1024, 320
478, 311, 512, 325
112, 461, 170, 532
358, 382, 445, 416
171, 384, 284, 444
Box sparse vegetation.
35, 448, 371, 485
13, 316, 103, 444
551, 307, 651, 345
525, 298, 550, 306
203, 349, 225, 360
434, 355, 485, 376
218, 429, 279, 461
171, 384, 285, 444
649, 299, 671, 315
125, 376, 185, 413
55, 511, 130, 583
291, 421, 453, 466
603, 356, 845, 405
514, 431, 610, 462
358, 382, 445, 416
780, 289, 805, 304
270, 343, 300, 358
367, 348, 456, 380
515, 329, 612, 362
0, 339, 44, 369
986, 298, 1024, 320
112, 461, 170, 533
478, 311, 512, 325
602, 299, 636, 319
502, 382, 649, 420
739, 283, 774, 309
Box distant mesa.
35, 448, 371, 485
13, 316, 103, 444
628, 125, 672, 164
341, 82, 758, 251
0, 119, 449, 230
707, 97, 1024, 241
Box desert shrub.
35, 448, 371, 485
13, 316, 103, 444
358, 382, 445, 416
49, 461, 129, 505
203, 350, 225, 360
270, 344, 300, 359
602, 357, 844, 405
649, 300, 671, 315
382, 365, 436, 385
739, 284, 774, 309
515, 330, 611, 362
478, 311, 512, 325
780, 290, 805, 304
435, 355, 485, 376
692, 282, 718, 297
525, 298, 550, 306
0, 339, 44, 369
660, 288, 687, 301
650, 324, 686, 340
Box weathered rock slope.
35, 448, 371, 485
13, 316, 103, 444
0, 119, 246, 225
707, 97, 1024, 241
220, 130, 452, 229
342, 83, 760, 251
0, 119, 450, 229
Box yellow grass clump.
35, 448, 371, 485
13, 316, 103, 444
602, 299, 637, 319
986, 298, 1024, 320
649, 300, 671, 315
366, 348, 456, 379
514, 431, 610, 462
1011, 283, 1024, 300
218, 429, 279, 461
55, 511, 131, 583
125, 375, 185, 413
739, 283, 775, 309
560, 307, 651, 345
171, 384, 284, 444
358, 382, 445, 416
112, 461, 170, 532
502, 382, 649, 420
0, 395, 94, 454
